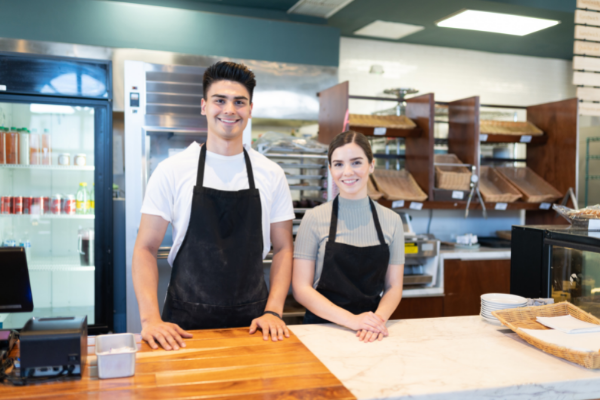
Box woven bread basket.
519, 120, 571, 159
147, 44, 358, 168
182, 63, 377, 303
480, 120, 543, 136
493, 302, 600, 369
434, 154, 471, 191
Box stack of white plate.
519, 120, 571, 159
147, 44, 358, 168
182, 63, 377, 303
481, 293, 527, 324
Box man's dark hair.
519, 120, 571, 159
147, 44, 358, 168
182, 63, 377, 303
203, 61, 256, 102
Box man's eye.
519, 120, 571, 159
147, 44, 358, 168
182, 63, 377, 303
236, 101, 246, 106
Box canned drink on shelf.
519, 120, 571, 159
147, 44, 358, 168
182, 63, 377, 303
1, 196, 11, 214
43, 197, 50, 214
12, 196, 23, 214
63, 194, 76, 215
23, 196, 32, 214
32, 197, 43, 214
50, 194, 62, 214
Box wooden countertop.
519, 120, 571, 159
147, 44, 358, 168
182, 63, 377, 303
0, 328, 355, 399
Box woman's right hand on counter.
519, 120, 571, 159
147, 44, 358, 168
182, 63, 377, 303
356, 329, 384, 342
141, 318, 193, 350
350, 312, 389, 336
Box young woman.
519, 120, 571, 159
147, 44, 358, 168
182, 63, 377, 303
292, 131, 404, 342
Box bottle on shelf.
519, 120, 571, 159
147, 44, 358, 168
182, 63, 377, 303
30, 128, 40, 165
90, 183, 95, 214
76, 182, 90, 214
0, 126, 5, 165
19, 128, 30, 165
41, 128, 51, 165
6, 127, 19, 164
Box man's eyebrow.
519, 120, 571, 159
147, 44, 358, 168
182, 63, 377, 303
211, 94, 249, 101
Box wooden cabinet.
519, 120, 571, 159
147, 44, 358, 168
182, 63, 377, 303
390, 296, 444, 320
443, 259, 510, 317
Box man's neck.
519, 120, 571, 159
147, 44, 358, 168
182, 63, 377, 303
205, 132, 244, 156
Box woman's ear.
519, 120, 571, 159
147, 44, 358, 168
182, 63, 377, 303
369, 159, 375, 174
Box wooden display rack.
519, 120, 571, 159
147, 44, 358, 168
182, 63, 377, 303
317, 82, 578, 222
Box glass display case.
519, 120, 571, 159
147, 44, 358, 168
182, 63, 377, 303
512, 225, 600, 317
0, 52, 112, 333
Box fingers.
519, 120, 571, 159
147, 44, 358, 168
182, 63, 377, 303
174, 324, 193, 339
165, 333, 180, 351
283, 325, 290, 338
155, 333, 172, 351
144, 334, 159, 350
378, 332, 384, 341
358, 329, 368, 342
277, 326, 284, 341
249, 319, 258, 335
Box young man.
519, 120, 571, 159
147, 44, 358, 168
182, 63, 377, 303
133, 62, 295, 350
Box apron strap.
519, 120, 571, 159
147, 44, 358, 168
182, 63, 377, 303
328, 196, 386, 246
196, 143, 256, 190
369, 198, 386, 246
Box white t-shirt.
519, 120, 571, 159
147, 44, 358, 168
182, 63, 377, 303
141, 142, 295, 266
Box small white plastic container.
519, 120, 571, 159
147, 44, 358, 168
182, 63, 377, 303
95, 333, 137, 379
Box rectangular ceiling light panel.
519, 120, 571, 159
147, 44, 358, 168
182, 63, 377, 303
436, 10, 560, 36
354, 20, 424, 40
288, 0, 354, 18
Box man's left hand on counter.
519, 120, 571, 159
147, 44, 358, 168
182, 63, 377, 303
249, 313, 290, 342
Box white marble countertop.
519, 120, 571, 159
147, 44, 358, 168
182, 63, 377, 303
290, 316, 600, 400
440, 247, 511, 260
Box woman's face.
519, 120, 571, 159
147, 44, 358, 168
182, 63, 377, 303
329, 142, 375, 200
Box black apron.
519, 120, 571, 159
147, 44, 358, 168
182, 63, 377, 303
162, 143, 269, 330
304, 196, 390, 324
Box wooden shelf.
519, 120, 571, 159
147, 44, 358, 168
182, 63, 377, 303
349, 125, 422, 138
377, 198, 553, 211
480, 133, 547, 145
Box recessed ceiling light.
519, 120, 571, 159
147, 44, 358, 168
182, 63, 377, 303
288, 0, 354, 19
354, 20, 424, 40
436, 9, 560, 36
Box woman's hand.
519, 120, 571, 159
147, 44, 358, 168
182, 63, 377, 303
349, 312, 389, 335
356, 329, 384, 342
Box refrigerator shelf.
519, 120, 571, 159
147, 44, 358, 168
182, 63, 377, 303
29, 265, 95, 272
0, 214, 95, 219
0, 164, 95, 171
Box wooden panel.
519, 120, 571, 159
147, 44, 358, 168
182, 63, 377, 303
318, 81, 349, 145
0, 328, 355, 400
405, 93, 435, 199
444, 259, 511, 317
448, 96, 480, 174
390, 296, 444, 319
526, 98, 578, 225
349, 125, 422, 138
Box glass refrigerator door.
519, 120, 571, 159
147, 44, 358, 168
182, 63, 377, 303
551, 246, 600, 317
0, 100, 97, 329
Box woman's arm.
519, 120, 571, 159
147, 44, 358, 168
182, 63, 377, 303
358, 263, 404, 342
292, 258, 388, 334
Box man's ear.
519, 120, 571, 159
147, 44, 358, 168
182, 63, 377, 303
201, 98, 206, 116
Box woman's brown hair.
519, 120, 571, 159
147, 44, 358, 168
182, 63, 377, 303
328, 130, 374, 165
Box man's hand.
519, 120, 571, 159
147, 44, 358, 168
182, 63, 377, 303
141, 318, 193, 350
249, 313, 290, 342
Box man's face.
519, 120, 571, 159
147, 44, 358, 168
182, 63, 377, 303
201, 80, 252, 142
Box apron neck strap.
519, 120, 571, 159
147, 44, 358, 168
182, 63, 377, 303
328, 196, 386, 245
197, 143, 256, 189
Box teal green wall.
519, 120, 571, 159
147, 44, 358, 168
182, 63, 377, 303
0, 0, 340, 66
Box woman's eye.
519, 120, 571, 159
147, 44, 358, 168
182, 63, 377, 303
334, 163, 342, 167
353, 161, 362, 166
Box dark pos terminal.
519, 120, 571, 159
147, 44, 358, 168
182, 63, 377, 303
0, 248, 86, 383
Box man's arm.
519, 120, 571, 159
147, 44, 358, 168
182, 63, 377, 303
249, 219, 293, 341
132, 213, 192, 350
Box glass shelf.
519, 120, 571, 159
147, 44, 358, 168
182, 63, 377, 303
0, 214, 95, 219
0, 164, 94, 171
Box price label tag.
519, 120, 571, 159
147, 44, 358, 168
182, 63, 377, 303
495, 203, 508, 210
452, 191, 464, 200
391, 200, 405, 209
539, 202, 551, 210
0, 85, 6, 91
590, 219, 600, 230
520, 135, 532, 143
374, 127, 387, 135
410, 202, 423, 210
405, 243, 418, 254
480, 134, 488, 142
